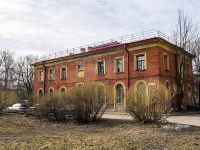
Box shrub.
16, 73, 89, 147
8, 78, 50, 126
70, 82, 107, 123
0, 91, 8, 114
127, 81, 177, 124
35, 93, 71, 121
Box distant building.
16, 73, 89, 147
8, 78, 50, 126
33, 30, 195, 110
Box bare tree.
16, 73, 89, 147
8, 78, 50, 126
16, 55, 37, 97
191, 36, 200, 73
172, 10, 198, 50
172, 10, 199, 110
0, 49, 16, 90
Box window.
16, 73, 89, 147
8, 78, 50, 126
49, 88, 54, 97
115, 57, 124, 73
188, 84, 192, 106
97, 84, 106, 102
60, 67, 67, 79
49, 69, 54, 80
136, 55, 145, 70
77, 65, 84, 77
60, 87, 67, 96
186, 63, 190, 76
97, 61, 105, 75
78, 65, 84, 71
77, 82, 84, 88
38, 71, 44, 82
163, 53, 169, 70
134, 81, 148, 104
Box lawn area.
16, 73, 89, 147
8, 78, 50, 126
0, 113, 200, 150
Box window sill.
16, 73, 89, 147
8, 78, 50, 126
97, 74, 105, 76
115, 72, 124, 74
135, 69, 146, 71
39, 81, 44, 83
61, 78, 67, 80
49, 80, 54, 81
164, 69, 170, 72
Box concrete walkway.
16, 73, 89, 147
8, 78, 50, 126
102, 110, 200, 126
167, 114, 200, 126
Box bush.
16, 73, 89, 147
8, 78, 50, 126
70, 82, 107, 123
127, 81, 176, 124
0, 91, 8, 114
35, 93, 72, 121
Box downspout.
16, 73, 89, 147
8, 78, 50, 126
124, 45, 130, 89
42, 63, 46, 95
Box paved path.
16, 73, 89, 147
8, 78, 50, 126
167, 114, 200, 126
102, 112, 200, 126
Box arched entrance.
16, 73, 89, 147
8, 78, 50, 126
37, 88, 44, 103
114, 82, 125, 109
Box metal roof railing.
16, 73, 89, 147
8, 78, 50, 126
37, 29, 174, 63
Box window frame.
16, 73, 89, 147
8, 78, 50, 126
60, 66, 67, 80
77, 64, 84, 71
163, 53, 170, 71
49, 68, 55, 81
134, 52, 147, 71
38, 70, 44, 82
97, 60, 105, 76
77, 64, 84, 77
76, 82, 84, 88
186, 62, 190, 76
114, 56, 124, 73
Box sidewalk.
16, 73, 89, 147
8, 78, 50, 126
103, 110, 132, 120
102, 109, 200, 126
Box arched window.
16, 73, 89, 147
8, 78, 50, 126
60, 86, 67, 97
137, 82, 146, 91
97, 84, 106, 102
49, 88, 54, 97
134, 80, 148, 105
60, 87, 66, 93
116, 84, 124, 103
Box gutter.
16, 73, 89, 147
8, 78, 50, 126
124, 45, 130, 89
42, 63, 46, 95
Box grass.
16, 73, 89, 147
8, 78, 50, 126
0, 113, 200, 150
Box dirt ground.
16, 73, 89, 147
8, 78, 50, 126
0, 113, 200, 150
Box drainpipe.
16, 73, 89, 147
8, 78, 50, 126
42, 63, 46, 95
124, 45, 130, 89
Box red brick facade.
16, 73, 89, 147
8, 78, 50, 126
33, 37, 195, 110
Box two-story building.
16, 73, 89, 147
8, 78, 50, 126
33, 30, 195, 110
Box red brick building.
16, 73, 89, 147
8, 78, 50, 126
33, 30, 195, 110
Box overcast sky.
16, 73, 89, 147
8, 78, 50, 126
0, 0, 199, 58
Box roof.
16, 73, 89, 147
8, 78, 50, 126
33, 29, 195, 66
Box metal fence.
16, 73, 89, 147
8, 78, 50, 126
37, 29, 174, 63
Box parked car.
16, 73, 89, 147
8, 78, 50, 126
24, 107, 35, 116
7, 103, 28, 113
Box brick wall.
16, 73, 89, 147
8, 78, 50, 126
33, 38, 194, 110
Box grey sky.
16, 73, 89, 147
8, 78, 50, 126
0, 0, 199, 57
